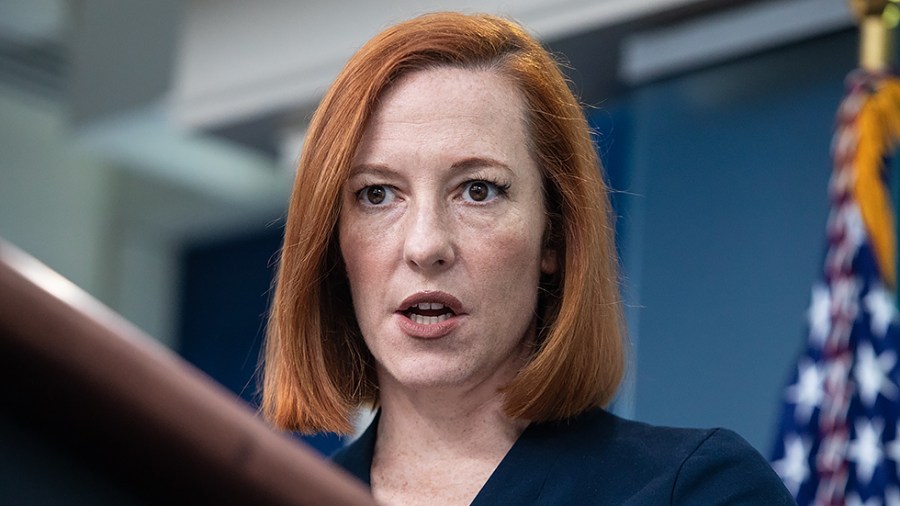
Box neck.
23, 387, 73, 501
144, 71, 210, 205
379, 388, 525, 451
373, 361, 529, 461
369, 360, 530, 505
370, 384, 527, 505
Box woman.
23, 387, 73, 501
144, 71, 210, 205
263, 12, 794, 505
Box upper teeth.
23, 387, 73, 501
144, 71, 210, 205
413, 302, 445, 310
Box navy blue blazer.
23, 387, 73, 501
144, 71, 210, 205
332, 408, 795, 504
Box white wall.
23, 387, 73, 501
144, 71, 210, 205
0, 85, 111, 299
0, 84, 180, 347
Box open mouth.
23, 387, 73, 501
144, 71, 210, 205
403, 302, 457, 325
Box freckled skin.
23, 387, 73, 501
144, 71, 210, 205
339, 66, 561, 506
338, 67, 555, 397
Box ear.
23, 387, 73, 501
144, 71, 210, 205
540, 247, 558, 275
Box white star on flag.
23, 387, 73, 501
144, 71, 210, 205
884, 422, 900, 471
848, 418, 885, 486
865, 284, 899, 338
772, 433, 810, 496
887, 486, 900, 506
854, 342, 898, 407
785, 359, 824, 424
846, 492, 884, 506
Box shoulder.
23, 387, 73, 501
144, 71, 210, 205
666, 426, 796, 505
526, 409, 794, 504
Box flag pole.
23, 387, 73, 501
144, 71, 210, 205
849, 0, 894, 72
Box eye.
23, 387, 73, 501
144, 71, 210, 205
462, 180, 504, 203
357, 185, 396, 206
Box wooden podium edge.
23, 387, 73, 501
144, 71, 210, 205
0, 238, 374, 505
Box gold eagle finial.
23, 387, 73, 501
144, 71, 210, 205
849, 0, 896, 71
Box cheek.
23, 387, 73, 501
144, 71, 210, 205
338, 215, 398, 316
338, 220, 369, 304
468, 217, 546, 290
338, 221, 355, 274
339, 225, 362, 280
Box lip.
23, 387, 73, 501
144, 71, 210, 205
397, 291, 465, 315
395, 291, 467, 339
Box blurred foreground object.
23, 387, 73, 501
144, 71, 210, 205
0, 238, 374, 505
770, 1, 900, 503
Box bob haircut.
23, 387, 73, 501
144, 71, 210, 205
263, 12, 625, 434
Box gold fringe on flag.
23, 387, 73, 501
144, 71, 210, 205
850, 76, 900, 288
846, 1, 900, 288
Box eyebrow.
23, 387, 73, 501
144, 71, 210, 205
348, 156, 513, 178
450, 157, 513, 173
347, 164, 393, 178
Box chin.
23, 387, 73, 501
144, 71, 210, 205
388, 368, 471, 390
380, 356, 518, 395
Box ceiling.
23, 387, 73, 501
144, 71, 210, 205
0, 0, 856, 240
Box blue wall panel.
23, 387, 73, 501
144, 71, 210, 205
624, 31, 856, 451
178, 230, 344, 456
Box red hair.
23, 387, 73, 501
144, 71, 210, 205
263, 12, 625, 434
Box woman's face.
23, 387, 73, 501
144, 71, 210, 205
338, 66, 556, 393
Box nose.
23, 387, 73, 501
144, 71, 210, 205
402, 201, 456, 272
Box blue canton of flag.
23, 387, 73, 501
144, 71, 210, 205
771, 72, 900, 506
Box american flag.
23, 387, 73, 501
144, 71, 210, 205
771, 71, 900, 505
